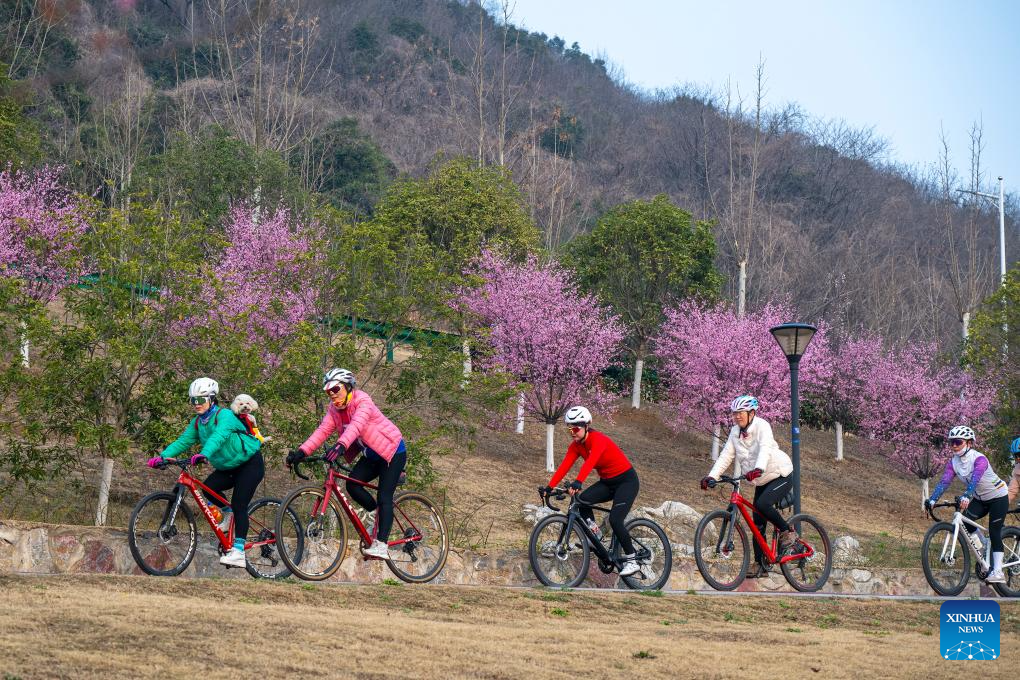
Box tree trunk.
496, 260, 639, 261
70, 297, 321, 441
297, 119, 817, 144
462, 338, 472, 378
545, 422, 555, 472
921, 478, 930, 509
19, 321, 29, 368
737, 260, 747, 318
835, 421, 844, 461
962, 311, 970, 340
631, 358, 644, 409
711, 423, 721, 460
515, 394, 524, 434
95, 458, 114, 526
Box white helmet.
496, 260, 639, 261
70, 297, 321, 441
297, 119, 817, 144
730, 395, 759, 413
947, 425, 976, 441
323, 368, 356, 392
188, 377, 219, 399
564, 406, 592, 425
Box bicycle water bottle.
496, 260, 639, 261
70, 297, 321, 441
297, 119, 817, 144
586, 518, 602, 541
210, 506, 223, 524
969, 531, 983, 553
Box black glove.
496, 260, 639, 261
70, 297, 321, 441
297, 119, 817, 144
324, 442, 346, 463
700, 476, 715, 490
539, 485, 553, 497
286, 448, 306, 467
924, 498, 935, 511
568, 480, 582, 492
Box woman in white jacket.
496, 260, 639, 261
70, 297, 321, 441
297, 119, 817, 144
700, 395, 797, 577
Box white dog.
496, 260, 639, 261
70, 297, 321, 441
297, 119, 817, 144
230, 394, 271, 442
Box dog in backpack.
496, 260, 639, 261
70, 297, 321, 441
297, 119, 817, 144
230, 394, 270, 443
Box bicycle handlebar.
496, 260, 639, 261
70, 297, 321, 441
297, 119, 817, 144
538, 487, 568, 511
290, 455, 353, 481
709, 474, 747, 489
926, 498, 961, 522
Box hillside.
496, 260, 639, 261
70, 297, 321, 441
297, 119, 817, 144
1, 0, 1015, 347
0, 400, 967, 569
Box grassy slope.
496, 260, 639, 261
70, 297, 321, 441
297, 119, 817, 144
4, 575, 1016, 680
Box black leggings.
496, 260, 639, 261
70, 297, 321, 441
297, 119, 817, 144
347, 448, 407, 543
202, 452, 264, 540
963, 495, 1008, 552
578, 468, 639, 555
751, 476, 792, 564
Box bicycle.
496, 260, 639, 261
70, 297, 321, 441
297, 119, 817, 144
275, 455, 449, 583
128, 457, 300, 579
528, 487, 673, 590
694, 474, 832, 592
922, 499, 1020, 597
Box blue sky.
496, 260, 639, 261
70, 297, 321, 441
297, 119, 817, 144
502, 0, 1020, 195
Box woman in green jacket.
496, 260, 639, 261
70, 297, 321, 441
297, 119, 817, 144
149, 377, 263, 568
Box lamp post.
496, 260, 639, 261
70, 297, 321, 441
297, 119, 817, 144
769, 322, 817, 515
956, 176, 1006, 286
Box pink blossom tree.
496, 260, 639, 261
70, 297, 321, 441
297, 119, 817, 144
801, 330, 885, 461
653, 299, 826, 457
0, 165, 89, 365
859, 344, 996, 503
458, 250, 626, 471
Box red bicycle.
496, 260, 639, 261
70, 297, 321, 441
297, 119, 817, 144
128, 458, 301, 579
275, 455, 449, 583
693, 474, 832, 592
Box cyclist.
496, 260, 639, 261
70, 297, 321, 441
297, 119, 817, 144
286, 368, 406, 560
926, 426, 1009, 583
148, 377, 264, 568
542, 406, 641, 577
700, 395, 797, 578
1007, 436, 1020, 506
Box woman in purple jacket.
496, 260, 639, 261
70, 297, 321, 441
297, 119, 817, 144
286, 368, 407, 559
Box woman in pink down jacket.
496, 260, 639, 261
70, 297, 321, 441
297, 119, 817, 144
286, 368, 406, 560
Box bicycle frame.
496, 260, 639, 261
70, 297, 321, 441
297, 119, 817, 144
940, 510, 1020, 573
544, 488, 644, 569
161, 465, 272, 553
298, 457, 422, 552
718, 483, 813, 566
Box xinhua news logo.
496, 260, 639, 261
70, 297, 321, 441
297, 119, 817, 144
940, 600, 1000, 660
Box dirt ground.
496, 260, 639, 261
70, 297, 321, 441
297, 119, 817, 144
2, 574, 1016, 680
0, 400, 993, 567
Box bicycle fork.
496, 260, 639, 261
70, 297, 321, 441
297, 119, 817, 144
160, 485, 186, 535
716, 506, 738, 556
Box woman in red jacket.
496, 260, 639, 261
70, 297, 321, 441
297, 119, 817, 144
543, 406, 640, 576
287, 368, 406, 560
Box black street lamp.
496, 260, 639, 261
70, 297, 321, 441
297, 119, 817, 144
769, 322, 817, 515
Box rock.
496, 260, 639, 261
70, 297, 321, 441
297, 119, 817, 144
522, 503, 555, 525
638, 501, 702, 528
13, 528, 53, 574
832, 535, 868, 566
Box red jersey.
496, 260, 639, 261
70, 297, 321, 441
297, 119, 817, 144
549, 429, 633, 487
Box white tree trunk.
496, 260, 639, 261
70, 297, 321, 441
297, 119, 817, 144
95, 458, 114, 526
921, 478, 930, 509
710, 423, 721, 460
631, 358, 644, 409
737, 260, 747, 319
962, 311, 970, 340
462, 339, 472, 377
515, 394, 525, 434
19, 321, 29, 368
545, 423, 555, 472
835, 421, 844, 461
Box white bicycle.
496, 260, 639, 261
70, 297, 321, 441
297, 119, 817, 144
922, 497, 1020, 597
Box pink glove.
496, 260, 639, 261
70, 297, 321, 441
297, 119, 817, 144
147, 456, 165, 468
189, 454, 207, 466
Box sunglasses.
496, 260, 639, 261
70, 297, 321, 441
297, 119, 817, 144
567, 425, 584, 434
325, 384, 345, 396
189, 396, 211, 406
949, 438, 967, 447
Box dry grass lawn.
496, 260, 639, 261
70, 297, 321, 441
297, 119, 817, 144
2, 575, 1019, 679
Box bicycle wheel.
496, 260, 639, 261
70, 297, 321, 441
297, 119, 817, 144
385, 492, 450, 584
243, 498, 300, 580
275, 484, 348, 581
921, 522, 971, 596
694, 509, 749, 591
780, 513, 832, 592
619, 518, 673, 591
128, 491, 198, 577
528, 515, 591, 588
992, 526, 1020, 598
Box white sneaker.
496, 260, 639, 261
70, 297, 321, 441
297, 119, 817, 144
363, 539, 390, 559
619, 554, 640, 577
986, 569, 1006, 583
219, 547, 246, 568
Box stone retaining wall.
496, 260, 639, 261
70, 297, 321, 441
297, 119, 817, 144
0, 520, 981, 596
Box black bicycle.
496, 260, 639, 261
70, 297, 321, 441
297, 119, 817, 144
528, 487, 672, 590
